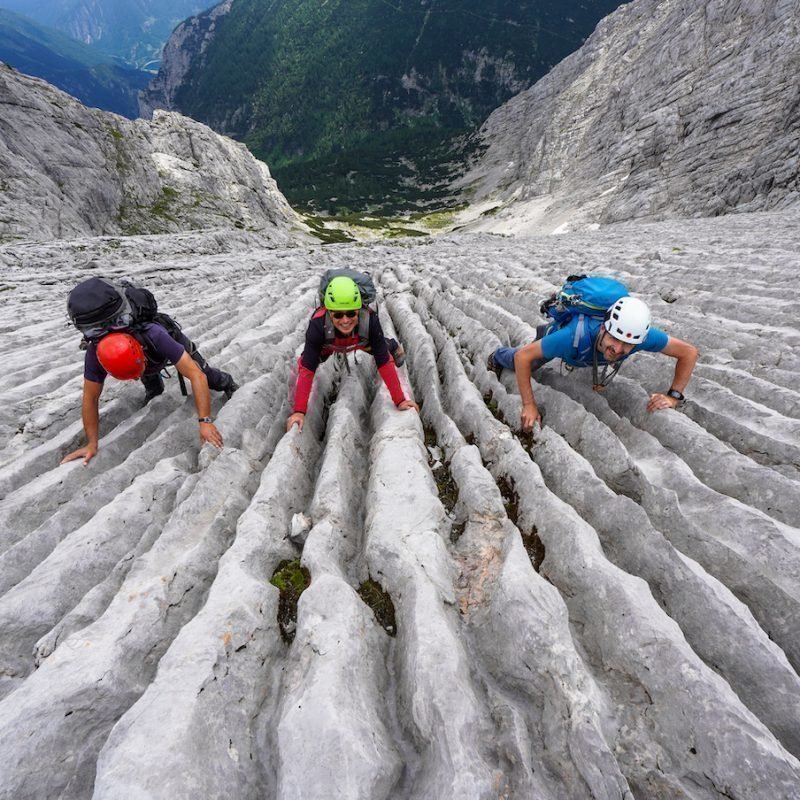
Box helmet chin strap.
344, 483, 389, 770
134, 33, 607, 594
592, 330, 623, 392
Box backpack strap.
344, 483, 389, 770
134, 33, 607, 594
357, 308, 370, 342
572, 314, 586, 351
592, 343, 624, 391
322, 311, 336, 344
321, 308, 371, 350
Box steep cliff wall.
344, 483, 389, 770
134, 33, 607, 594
138, 0, 233, 118
457, 0, 800, 233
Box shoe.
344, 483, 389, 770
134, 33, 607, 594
487, 352, 503, 379
224, 380, 239, 400
141, 374, 165, 404
392, 344, 406, 368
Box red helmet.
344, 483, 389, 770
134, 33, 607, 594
96, 333, 146, 380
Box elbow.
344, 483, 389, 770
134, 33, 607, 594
189, 370, 209, 388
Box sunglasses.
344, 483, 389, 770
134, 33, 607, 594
331, 310, 358, 320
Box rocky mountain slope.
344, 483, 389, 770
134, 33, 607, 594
0, 209, 799, 797
0, 8, 150, 118
0, 64, 307, 241
456, 0, 800, 234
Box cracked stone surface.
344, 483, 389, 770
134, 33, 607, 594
0, 208, 799, 798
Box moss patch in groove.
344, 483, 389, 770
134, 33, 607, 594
423, 424, 459, 514
495, 475, 519, 526
496, 475, 545, 571
520, 527, 546, 573
358, 579, 397, 636
270, 559, 311, 644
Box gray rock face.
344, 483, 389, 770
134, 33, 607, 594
457, 0, 800, 234
0, 209, 799, 797
138, 0, 233, 119
0, 63, 306, 241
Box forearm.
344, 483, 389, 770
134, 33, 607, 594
670, 351, 699, 393
293, 363, 315, 413
377, 360, 406, 405
514, 354, 537, 408
190, 373, 212, 418
82, 394, 100, 446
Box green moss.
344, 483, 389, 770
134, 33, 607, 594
423, 424, 461, 540
385, 227, 428, 239
149, 188, 179, 221
299, 212, 355, 244
108, 127, 129, 175
357, 579, 396, 636
483, 390, 505, 424
270, 559, 311, 643
411, 204, 466, 230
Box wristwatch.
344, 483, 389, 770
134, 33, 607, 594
666, 389, 685, 405
198, 416, 214, 424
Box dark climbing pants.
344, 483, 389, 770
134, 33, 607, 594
141, 331, 233, 398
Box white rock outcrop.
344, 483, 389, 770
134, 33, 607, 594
0, 63, 306, 242
457, 0, 800, 234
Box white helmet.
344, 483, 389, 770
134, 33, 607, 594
603, 296, 651, 344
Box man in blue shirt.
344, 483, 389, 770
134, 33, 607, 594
489, 296, 698, 432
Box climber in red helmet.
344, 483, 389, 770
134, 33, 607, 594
62, 278, 237, 465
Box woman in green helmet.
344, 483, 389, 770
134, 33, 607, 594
287, 276, 418, 431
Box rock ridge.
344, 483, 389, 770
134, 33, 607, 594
0, 63, 306, 242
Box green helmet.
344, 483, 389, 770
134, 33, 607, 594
324, 276, 362, 310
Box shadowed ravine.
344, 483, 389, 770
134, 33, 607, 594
0, 210, 799, 799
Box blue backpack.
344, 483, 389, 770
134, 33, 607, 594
540, 274, 631, 389
540, 274, 629, 328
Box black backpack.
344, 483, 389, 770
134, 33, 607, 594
67, 277, 182, 345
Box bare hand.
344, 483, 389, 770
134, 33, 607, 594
520, 402, 542, 433
287, 412, 305, 431
200, 421, 224, 448
647, 393, 680, 413
397, 400, 419, 413
61, 444, 98, 466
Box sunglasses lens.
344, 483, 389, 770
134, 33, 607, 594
333, 311, 357, 319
